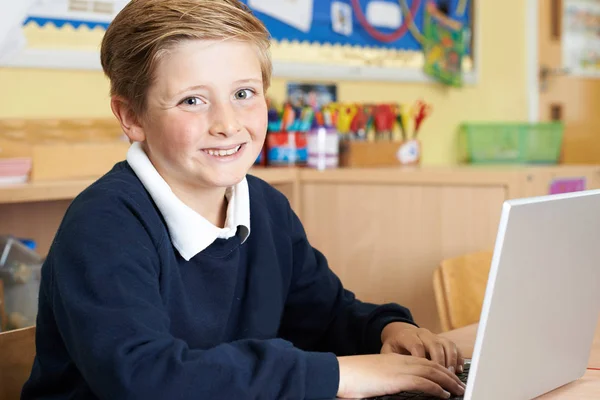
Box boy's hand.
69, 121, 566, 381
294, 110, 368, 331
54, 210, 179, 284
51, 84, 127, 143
380, 322, 464, 374
337, 353, 466, 399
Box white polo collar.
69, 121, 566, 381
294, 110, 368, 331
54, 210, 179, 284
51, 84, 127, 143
126, 141, 250, 261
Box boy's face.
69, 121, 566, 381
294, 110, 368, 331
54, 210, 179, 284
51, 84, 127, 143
138, 39, 267, 191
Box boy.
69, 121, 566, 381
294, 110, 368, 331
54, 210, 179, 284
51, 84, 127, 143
22, 1, 465, 399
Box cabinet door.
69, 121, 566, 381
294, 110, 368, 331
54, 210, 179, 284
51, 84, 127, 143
301, 182, 507, 333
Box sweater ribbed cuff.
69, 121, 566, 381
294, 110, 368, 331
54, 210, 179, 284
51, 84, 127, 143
304, 351, 340, 400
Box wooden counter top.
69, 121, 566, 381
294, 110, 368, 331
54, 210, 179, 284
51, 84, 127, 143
1, 165, 599, 205
0, 167, 298, 205
299, 165, 600, 185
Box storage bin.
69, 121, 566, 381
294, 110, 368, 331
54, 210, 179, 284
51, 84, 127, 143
460, 122, 564, 164
0, 236, 43, 330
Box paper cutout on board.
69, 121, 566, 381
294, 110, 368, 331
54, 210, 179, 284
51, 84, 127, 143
331, 1, 353, 37
562, 0, 600, 77
365, 0, 402, 29
0, 0, 36, 60
423, 1, 468, 86
248, 0, 314, 33
0, 26, 27, 63
27, 0, 130, 22
549, 177, 586, 195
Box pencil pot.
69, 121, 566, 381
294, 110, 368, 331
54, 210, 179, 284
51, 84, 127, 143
266, 131, 307, 166
339, 140, 421, 167
307, 127, 339, 170
460, 122, 564, 164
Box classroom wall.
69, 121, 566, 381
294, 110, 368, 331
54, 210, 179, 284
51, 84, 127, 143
0, 0, 528, 165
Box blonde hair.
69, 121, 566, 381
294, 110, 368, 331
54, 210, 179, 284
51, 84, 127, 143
100, 0, 272, 116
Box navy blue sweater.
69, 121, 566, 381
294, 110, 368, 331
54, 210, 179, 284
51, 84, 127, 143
22, 162, 416, 400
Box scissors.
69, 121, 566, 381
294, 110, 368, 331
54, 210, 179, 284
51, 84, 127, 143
399, 103, 416, 140
413, 100, 433, 138
337, 105, 358, 136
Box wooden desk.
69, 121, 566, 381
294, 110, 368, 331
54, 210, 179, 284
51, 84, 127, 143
441, 320, 600, 399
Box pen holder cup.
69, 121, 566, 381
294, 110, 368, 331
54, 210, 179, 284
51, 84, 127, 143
307, 127, 339, 170
265, 131, 308, 166
339, 140, 421, 167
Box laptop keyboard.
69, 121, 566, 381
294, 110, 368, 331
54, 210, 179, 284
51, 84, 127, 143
366, 362, 470, 400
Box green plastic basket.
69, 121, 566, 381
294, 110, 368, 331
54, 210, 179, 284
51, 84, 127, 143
460, 122, 564, 164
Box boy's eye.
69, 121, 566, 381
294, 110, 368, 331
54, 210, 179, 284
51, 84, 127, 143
182, 97, 202, 106
234, 89, 255, 100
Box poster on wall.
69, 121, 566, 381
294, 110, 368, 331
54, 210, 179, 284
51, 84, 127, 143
24, 0, 129, 28
563, 0, 600, 78
241, 0, 471, 53
0, 0, 128, 63
1, 0, 475, 82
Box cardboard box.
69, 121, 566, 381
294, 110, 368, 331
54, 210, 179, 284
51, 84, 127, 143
0, 118, 130, 181
339, 140, 421, 167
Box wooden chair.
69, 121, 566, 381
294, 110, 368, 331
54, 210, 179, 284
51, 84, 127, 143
0, 326, 36, 400
433, 251, 493, 332
0, 280, 6, 332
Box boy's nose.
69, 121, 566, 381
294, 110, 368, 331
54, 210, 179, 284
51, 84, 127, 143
209, 103, 242, 137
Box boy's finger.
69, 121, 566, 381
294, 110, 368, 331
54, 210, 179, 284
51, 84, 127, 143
426, 341, 446, 367
405, 338, 427, 359
413, 365, 465, 396
457, 349, 466, 373
380, 342, 394, 354
399, 375, 452, 399
441, 338, 458, 372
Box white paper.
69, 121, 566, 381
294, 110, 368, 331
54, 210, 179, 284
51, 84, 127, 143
562, 0, 600, 78
249, 0, 314, 33
331, 1, 353, 37
26, 0, 130, 23
0, 26, 28, 63
0, 0, 37, 60
366, 0, 402, 30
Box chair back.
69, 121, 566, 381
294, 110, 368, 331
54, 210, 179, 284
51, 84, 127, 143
0, 326, 36, 400
433, 251, 493, 331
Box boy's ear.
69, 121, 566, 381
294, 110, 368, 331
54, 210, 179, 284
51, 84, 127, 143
110, 96, 146, 142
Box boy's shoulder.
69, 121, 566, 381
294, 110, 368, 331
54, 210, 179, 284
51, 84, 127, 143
246, 173, 291, 210
64, 161, 156, 226
246, 173, 295, 229
76, 161, 147, 205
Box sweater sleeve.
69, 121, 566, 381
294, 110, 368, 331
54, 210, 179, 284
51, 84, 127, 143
278, 205, 418, 356
45, 196, 339, 400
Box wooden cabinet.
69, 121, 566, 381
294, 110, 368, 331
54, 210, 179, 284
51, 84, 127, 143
297, 166, 600, 332
2, 165, 599, 332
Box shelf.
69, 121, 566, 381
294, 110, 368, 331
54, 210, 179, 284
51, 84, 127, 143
0, 168, 298, 205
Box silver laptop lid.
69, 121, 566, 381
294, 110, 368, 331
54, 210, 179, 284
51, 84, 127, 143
466, 189, 600, 400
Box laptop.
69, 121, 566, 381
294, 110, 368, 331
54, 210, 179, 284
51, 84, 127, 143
362, 189, 600, 399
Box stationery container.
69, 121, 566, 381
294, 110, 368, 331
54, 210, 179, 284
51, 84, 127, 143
266, 131, 307, 166
0, 235, 43, 331
307, 127, 339, 170
339, 140, 421, 167
460, 122, 564, 164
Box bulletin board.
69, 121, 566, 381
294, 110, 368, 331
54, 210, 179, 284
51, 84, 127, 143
1, 0, 478, 83
242, 0, 471, 52
243, 0, 477, 83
